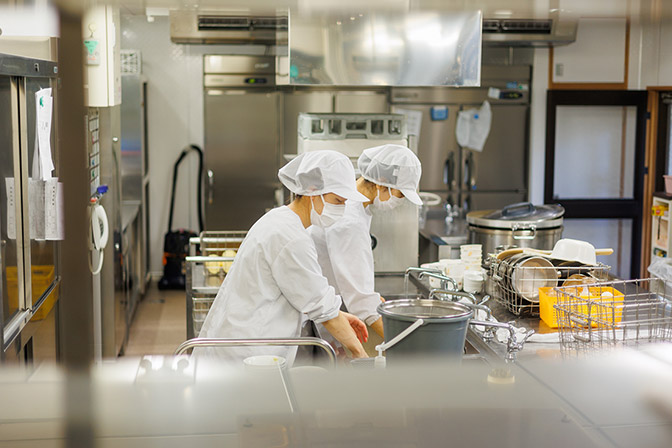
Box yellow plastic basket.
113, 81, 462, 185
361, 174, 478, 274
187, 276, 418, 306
6, 265, 57, 321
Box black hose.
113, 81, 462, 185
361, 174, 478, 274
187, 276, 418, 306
167, 145, 204, 233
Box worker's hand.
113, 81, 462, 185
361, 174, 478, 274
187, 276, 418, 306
342, 311, 368, 344
322, 312, 368, 359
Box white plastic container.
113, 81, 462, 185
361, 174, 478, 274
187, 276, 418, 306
243, 355, 287, 371
441, 259, 465, 290
463, 270, 485, 294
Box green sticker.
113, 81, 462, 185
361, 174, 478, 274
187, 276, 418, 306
290, 65, 299, 78
84, 39, 98, 55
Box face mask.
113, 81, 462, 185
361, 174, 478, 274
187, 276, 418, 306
372, 188, 404, 212
310, 195, 346, 228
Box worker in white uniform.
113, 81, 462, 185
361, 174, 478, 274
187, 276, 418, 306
196, 150, 370, 366
309, 144, 422, 338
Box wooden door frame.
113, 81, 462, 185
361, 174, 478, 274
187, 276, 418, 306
641, 87, 672, 277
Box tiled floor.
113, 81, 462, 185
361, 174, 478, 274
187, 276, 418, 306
124, 282, 187, 356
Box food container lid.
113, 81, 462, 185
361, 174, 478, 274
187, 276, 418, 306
466, 202, 564, 230
377, 299, 473, 322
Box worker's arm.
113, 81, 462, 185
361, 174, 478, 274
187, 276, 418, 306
322, 311, 368, 358
370, 316, 384, 338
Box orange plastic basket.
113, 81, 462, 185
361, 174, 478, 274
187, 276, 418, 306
539, 286, 625, 329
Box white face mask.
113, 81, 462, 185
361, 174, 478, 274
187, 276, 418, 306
310, 195, 346, 228
372, 188, 404, 212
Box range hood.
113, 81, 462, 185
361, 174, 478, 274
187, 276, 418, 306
170, 10, 288, 44
482, 17, 577, 47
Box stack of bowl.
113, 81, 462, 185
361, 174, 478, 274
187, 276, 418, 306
460, 244, 482, 271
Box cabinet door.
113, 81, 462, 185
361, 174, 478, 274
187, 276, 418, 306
392, 104, 460, 192
0, 76, 20, 330
463, 104, 528, 192
24, 77, 58, 306
204, 91, 280, 230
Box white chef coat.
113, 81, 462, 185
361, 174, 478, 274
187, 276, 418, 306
309, 201, 381, 326
195, 206, 342, 366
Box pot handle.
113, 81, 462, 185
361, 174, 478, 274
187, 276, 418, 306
512, 223, 537, 240
375, 318, 425, 356
502, 202, 535, 217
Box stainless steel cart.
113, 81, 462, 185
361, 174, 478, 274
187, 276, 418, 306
185, 231, 247, 339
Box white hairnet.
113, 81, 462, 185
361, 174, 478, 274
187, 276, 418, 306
357, 144, 423, 205
279, 150, 369, 202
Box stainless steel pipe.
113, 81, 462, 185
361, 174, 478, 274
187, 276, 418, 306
173, 337, 337, 367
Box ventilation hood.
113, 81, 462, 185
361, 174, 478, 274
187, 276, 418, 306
482, 16, 577, 47
170, 10, 288, 44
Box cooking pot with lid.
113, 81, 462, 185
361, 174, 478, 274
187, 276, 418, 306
466, 202, 564, 257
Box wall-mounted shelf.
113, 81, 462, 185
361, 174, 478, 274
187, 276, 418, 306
651, 193, 672, 260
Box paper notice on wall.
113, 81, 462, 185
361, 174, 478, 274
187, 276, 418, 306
5, 178, 15, 240
394, 108, 423, 139
29, 179, 46, 240
34, 88, 54, 181
455, 101, 492, 152
45, 179, 64, 240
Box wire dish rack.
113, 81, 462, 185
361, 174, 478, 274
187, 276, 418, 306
553, 278, 672, 354
186, 231, 247, 339
486, 254, 611, 316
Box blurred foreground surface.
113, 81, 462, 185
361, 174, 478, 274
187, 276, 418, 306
0, 346, 671, 448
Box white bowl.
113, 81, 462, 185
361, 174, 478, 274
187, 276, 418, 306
550, 239, 597, 265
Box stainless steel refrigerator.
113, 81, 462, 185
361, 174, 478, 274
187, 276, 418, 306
203, 55, 281, 230
390, 65, 530, 212
0, 53, 61, 364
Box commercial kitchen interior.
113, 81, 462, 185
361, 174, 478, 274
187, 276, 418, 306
2, 1, 672, 447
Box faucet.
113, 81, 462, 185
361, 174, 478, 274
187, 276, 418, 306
404, 267, 443, 298
469, 320, 535, 362
418, 271, 458, 292
429, 290, 492, 307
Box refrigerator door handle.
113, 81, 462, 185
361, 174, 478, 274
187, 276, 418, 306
443, 153, 455, 190
464, 152, 475, 190
207, 169, 214, 205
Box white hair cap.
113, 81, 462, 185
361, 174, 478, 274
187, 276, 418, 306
357, 144, 423, 205
279, 150, 369, 202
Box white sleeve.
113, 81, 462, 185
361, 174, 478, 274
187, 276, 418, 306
271, 236, 342, 324
324, 218, 381, 325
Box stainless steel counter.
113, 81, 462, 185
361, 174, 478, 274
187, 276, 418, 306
419, 208, 469, 262
419, 208, 469, 243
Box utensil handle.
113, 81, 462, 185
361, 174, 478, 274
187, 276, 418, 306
595, 249, 613, 256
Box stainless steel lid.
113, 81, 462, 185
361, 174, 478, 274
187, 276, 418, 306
377, 299, 473, 322
466, 202, 564, 230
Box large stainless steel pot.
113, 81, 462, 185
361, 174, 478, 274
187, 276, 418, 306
466, 202, 564, 256
377, 299, 473, 364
